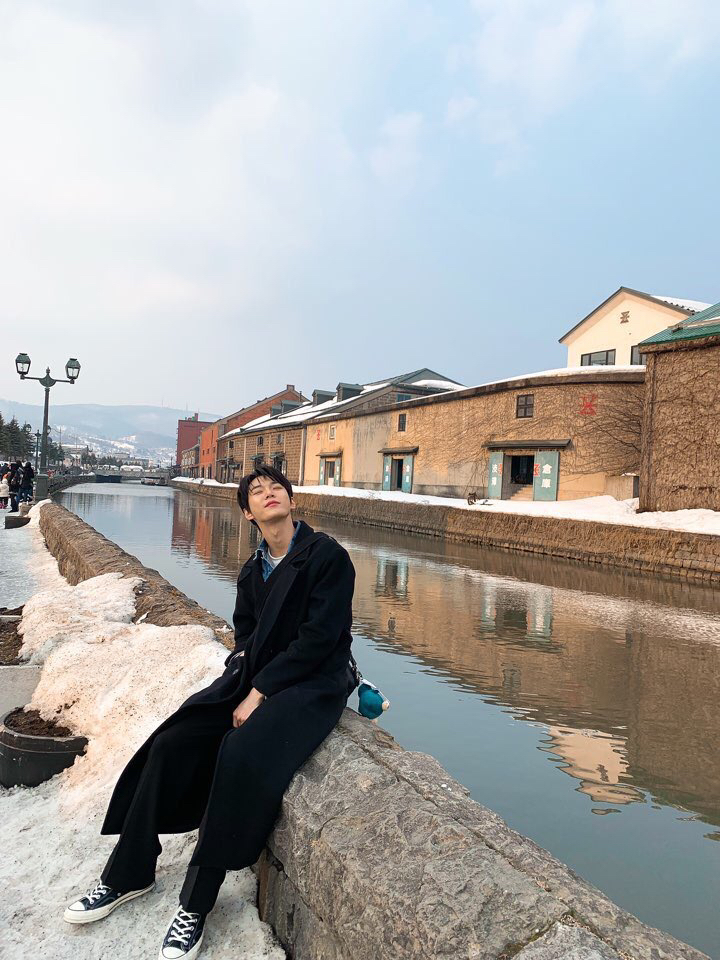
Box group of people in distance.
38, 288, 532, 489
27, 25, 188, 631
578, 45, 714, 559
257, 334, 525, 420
0, 460, 35, 512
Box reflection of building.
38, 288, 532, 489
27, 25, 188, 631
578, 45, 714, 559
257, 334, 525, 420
342, 521, 720, 826
171, 493, 261, 578
541, 726, 642, 805
167, 496, 720, 827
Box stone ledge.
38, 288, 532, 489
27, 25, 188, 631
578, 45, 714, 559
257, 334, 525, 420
36, 501, 709, 960
38, 503, 233, 648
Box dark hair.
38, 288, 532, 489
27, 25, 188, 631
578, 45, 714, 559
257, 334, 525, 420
237, 465, 293, 525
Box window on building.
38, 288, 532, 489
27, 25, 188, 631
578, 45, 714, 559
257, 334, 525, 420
329, 426, 336, 440
516, 394, 534, 418
580, 349, 616, 366
273, 455, 285, 473
397, 392, 411, 402
398, 413, 407, 432
276, 433, 284, 444
229, 440, 234, 448
631, 345, 647, 365
257, 436, 264, 448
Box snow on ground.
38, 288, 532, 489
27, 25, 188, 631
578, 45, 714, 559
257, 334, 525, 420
0, 519, 284, 960
297, 485, 720, 536
174, 476, 238, 488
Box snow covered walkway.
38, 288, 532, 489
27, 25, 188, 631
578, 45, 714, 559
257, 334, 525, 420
0, 505, 284, 960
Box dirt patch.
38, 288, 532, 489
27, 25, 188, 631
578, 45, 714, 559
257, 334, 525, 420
4, 708, 73, 738
0, 621, 22, 665
0, 605, 24, 616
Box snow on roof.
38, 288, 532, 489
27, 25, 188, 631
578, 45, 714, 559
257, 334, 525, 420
463, 365, 644, 392
651, 295, 711, 314
219, 367, 642, 438
412, 379, 463, 390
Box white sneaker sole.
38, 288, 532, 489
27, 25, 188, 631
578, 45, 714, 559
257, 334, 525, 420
63, 882, 155, 924
158, 928, 204, 960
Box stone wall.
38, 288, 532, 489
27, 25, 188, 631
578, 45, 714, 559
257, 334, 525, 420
38, 502, 233, 644
46, 475, 89, 496
34, 501, 708, 960
172, 480, 720, 584
640, 336, 720, 511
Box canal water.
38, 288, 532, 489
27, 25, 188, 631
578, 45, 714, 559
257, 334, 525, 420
56, 482, 720, 958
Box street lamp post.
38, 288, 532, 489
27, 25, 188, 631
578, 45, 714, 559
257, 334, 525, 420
15, 354, 81, 500
34, 430, 41, 471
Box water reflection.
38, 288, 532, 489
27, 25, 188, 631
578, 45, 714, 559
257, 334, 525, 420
57, 483, 720, 957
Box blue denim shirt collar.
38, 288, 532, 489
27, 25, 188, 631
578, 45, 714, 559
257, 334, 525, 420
256, 520, 300, 582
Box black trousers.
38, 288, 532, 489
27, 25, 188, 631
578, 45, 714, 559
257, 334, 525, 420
101, 703, 236, 914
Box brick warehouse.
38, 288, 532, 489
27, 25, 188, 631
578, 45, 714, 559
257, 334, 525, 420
224, 369, 461, 486
303, 368, 645, 501
639, 300, 720, 512
190, 385, 306, 481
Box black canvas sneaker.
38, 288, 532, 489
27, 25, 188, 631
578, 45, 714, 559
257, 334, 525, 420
63, 879, 154, 923
158, 907, 206, 959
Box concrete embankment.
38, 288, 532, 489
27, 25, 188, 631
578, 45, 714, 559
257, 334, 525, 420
35, 502, 710, 960
171, 479, 720, 585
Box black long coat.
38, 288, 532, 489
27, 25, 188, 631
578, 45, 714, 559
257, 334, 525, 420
101, 520, 356, 870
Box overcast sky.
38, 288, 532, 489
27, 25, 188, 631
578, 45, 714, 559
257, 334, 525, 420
1, 1, 719, 414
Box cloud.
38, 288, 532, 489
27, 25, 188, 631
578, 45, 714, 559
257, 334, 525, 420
445, 95, 478, 126
453, 0, 720, 139
369, 111, 424, 181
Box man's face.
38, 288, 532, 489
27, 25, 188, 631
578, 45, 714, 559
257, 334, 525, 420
243, 476, 294, 526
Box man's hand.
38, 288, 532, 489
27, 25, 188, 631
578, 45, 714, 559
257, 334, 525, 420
232, 688, 266, 727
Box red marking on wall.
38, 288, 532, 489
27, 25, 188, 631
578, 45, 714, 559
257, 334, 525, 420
579, 394, 598, 415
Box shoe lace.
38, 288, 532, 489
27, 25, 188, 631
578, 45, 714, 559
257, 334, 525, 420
167, 908, 200, 946
85, 881, 111, 904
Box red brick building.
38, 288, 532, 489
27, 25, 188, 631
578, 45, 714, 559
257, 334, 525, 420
191, 385, 307, 481
175, 414, 213, 468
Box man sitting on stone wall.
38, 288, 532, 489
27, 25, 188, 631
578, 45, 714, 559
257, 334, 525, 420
63, 465, 357, 960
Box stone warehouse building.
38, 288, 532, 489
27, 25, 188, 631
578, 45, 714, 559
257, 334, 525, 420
219, 369, 462, 486
639, 300, 720, 512
190, 385, 307, 481
559, 286, 710, 368
302, 368, 645, 501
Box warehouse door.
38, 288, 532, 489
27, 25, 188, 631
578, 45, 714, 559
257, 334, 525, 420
487, 452, 504, 498
532, 451, 559, 501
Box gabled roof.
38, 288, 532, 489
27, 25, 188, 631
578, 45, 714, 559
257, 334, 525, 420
639, 300, 720, 347
219, 369, 463, 438
558, 287, 711, 344
212, 385, 308, 427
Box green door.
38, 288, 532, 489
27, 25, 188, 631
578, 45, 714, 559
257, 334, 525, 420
319, 459, 326, 484
382, 454, 392, 491
401, 455, 414, 493
533, 451, 559, 501
335, 457, 342, 487
487, 452, 504, 498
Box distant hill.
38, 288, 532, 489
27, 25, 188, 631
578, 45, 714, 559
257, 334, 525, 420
0, 400, 219, 463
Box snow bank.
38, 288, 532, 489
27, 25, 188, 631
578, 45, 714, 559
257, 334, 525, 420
0, 569, 284, 960
174, 477, 237, 488
297, 486, 720, 536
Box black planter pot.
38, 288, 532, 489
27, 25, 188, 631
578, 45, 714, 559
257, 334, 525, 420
0, 710, 88, 788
